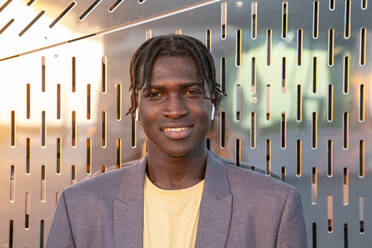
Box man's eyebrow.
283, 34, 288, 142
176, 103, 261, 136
144, 82, 202, 90
180, 82, 203, 88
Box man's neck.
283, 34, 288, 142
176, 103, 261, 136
146, 143, 207, 190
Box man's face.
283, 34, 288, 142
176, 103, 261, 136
138, 56, 212, 158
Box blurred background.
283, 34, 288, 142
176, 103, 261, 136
0, 0, 371, 247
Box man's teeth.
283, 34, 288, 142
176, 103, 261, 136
164, 127, 189, 132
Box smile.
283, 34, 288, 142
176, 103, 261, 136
162, 127, 192, 139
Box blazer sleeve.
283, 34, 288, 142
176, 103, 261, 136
46, 191, 75, 248
276, 189, 307, 248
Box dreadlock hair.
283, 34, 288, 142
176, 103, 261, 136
126, 34, 225, 116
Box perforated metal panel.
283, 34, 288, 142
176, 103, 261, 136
0, 0, 371, 247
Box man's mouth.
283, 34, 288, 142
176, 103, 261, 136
162, 126, 192, 139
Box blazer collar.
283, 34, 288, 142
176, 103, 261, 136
113, 151, 232, 248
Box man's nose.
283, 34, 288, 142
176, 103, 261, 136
162, 94, 188, 119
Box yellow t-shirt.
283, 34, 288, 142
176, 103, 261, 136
143, 175, 205, 248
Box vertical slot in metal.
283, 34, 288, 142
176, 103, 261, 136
343, 168, 349, 205
328, 140, 333, 177
266, 84, 271, 120
297, 139, 302, 176
344, 223, 349, 248
328, 28, 334, 66
312, 222, 317, 248
360, 84, 365, 121
252, 57, 256, 94
328, 195, 333, 232
313, 57, 317, 93
72, 111, 76, 147
9, 220, 13, 248
345, 0, 351, 38
206, 138, 210, 150
40, 219, 45, 248
72, 56, 76, 92
220, 111, 225, 148
343, 112, 349, 149
116, 83, 122, 120
25, 192, 30, 229
312, 167, 317, 204
86, 138, 91, 174
71, 165, 76, 185
313, 0, 319, 38
344, 56, 350, 93
297, 85, 302, 121
360, 27, 366, 66
11, 110, 15, 147
251, 112, 256, 148
221, 1, 227, 39
57, 84, 61, 119
116, 138, 122, 168
131, 115, 136, 148
87, 84, 91, 120
235, 139, 241, 167
102, 111, 107, 147
282, 57, 286, 89
267, 29, 272, 65
362, 0, 368, 9
360, 196, 365, 233
41, 111, 46, 147
297, 29, 303, 65
221, 57, 226, 92
206, 29, 212, 52
328, 84, 333, 121
360, 140, 365, 177
312, 112, 317, 149
146, 28, 152, 40
236, 84, 241, 121
56, 138, 61, 174
26, 138, 31, 174
236, 29, 242, 66
41, 165, 46, 202
102, 56, 107, 93
266, 139, 271, 175
330, 0, 335, 10
281, 112, 286, 148
26, 83, 30, 119
41, 56, 46, 92
10, 165, 15, 202
251, 1, 257, 39
281, 166, 286, 181
282, 1, 288, 38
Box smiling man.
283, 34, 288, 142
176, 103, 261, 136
47, 34, 307, 248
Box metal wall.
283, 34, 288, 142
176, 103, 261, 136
0, 0, 371, 247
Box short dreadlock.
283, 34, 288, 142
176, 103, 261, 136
126, 34, 225, 116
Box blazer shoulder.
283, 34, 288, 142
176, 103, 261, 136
219, 159, 296, 195
62, 159, 140, 200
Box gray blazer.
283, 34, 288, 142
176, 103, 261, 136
47, 152, 307, 248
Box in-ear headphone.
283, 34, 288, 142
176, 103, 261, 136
211, 103, 215, 120
135, 108, 139, 122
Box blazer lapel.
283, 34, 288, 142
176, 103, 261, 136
195, 152, 232, 248
114, 157, 146, 248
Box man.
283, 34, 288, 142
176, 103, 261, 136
47, 34, 307, 248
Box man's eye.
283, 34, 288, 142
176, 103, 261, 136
148, 92, 164, 97
184, 90, 202, 96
